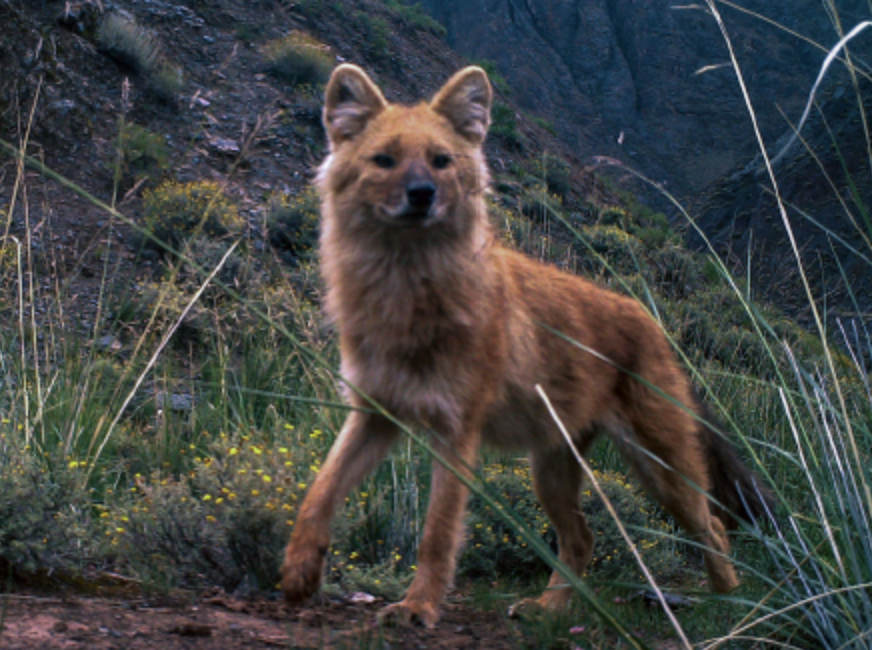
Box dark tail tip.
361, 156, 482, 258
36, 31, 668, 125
696, 397, 775, 529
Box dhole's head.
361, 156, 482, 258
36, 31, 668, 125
317, 65, 493, 238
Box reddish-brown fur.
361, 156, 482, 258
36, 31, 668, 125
281, 64, 764, 627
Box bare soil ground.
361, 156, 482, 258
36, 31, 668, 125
1, 588, 522, 649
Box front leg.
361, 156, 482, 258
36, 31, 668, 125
282, 412, 398, 604
379, 431, 480, 628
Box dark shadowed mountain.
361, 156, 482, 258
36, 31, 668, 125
418, 0, 872, 315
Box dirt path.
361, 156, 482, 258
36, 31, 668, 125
0, 590, 523, 649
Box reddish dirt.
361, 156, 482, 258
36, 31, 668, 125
0, 589, 524, 649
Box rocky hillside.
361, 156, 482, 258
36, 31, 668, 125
0, 0, 607, 329
1, 0, 869, 323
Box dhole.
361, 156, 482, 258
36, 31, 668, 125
281, 64, 768, 627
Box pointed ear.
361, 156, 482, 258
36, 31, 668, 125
323, 64, 388, 145
431, 67, 493, 143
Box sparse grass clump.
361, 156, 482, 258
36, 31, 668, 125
113, 122, 169, 186
97, 13, 162, 76
491, 101, 524, 150
267, 186, 320, 267
355, 13, 391, 59
141, 180, 241, 251
382, 0, 446, 37
527, 153, 571, 200
263, 32, 334, 88
96, 13, 183, 99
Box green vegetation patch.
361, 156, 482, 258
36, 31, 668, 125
382, 0, 446, 37
262, 31, 334, 88
461, 463, 682, 585
96, 12, 184, 99
141, 180, 241, 251
491, 101, 525, 150
267, 187, 321, 267
113, 122, 170, 186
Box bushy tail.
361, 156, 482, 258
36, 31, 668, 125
696, 397, 774, 529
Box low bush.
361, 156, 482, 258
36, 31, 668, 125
461, 463, 683, 585
575, 224, 647, 278
267, 187, 320, 267
141, 180, 241, 251
96, 13, 183, 99
97, 13, 162, 76
382, 0, 446, 37
355, 13, 391, 59
0, 441, 91, 575
262, 32, 334, 88
527, 153, 571, 200
113, 122, 169, 186
491, 101, 524, 150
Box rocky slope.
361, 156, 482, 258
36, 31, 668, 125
0, 0, 601, 330
420, 0, 872, 316
1, 0, 869, 321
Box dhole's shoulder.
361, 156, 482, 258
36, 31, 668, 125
494, 245, 595, 296
493, 245, 651, 322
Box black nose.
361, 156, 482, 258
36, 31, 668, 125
406, 182, 436, 210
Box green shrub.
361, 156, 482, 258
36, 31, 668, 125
96, 13, 184, 99
114, 122, 169, 185
597, 205, 629, 228
647, 244, 704, 300
0, 441, 91, 575
122, 241, 266, 349
97, 13, 162, 76
267, 187, 320, 267
491, 101, 524, 150
581, 470, 683, 584
141, 180, 241, 251
170, 237, 265, 307
262, 32, 334, 88
356, 13, 391, 59
235, 22, 263, 43
461, 463, 682, 584
111, 428, 327, 591
114, 475, 236, 590
520, 185, 563, 222
382, 0, 446, 37
461, 461, 555, 580
532, 116, 557, 136
150, 63, 184, 100
527, 153, 571, 200
575, 225, 647, 277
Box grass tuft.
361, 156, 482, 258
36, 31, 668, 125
96, 13, 184, 99
262, 32, 334, 88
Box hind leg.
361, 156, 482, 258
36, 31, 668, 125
512, 440, 595, 614
622, 398, 739, 593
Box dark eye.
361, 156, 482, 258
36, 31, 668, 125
373, 154, 395, 169
432, 154, 452, 170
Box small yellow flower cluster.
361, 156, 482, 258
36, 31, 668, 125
142, 180, 241, 246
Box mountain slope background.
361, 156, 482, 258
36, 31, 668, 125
419, 0, 872, 317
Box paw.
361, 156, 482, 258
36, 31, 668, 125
710, 570, 740, 594
281, 543, 326, 605
377, 598, 441, 629
507, 597, 544, 620
508, 590, 571, 619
